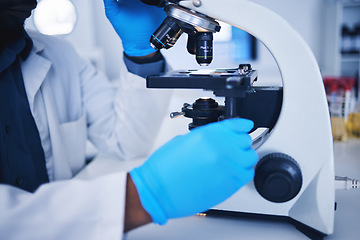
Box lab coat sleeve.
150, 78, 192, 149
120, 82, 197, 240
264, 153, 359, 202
0, 172, 127, 240
80, 54, 173, 160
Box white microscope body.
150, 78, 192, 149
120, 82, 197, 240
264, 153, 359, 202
145, 0, 335, 238
177, 0, 335, 237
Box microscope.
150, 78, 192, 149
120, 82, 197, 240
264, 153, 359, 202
141, 1, 335, 239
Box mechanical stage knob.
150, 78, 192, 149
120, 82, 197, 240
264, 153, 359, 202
254, 153, 302, 203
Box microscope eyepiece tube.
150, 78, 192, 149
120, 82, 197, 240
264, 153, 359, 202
196, 32, 213, 66
150, 17, 182, 50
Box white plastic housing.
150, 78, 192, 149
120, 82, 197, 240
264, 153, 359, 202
180, 0, 335, 235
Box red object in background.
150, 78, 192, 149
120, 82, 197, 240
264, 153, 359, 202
323, 76, 355, 93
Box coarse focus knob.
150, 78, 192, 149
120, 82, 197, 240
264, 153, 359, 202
254, 153, 302, 203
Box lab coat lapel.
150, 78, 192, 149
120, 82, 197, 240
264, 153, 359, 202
41, 79, 73, 180
21, 41, 49, 112
22, 40, 73, 181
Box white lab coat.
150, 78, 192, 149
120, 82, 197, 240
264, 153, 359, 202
0, 31, 172, 239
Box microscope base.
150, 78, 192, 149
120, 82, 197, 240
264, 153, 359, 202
204, 210, 327, 240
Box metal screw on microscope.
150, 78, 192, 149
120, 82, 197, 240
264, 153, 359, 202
170, 112, 185, 119
193, 0, 202, 7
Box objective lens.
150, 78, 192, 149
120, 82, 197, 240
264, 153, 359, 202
187, 34, 196, 55
196, 32, 213, 66
150, 17, 182, 50
168, 29, 183, 48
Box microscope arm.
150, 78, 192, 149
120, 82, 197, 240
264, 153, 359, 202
178, 0, 334, 235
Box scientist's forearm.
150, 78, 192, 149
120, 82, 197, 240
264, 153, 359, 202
124, 173, 152, 232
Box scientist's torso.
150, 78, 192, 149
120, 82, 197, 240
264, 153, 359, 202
22, 31, 95, 182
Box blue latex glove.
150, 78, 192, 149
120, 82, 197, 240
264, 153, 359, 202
103, 0, 166, 56
130, 118, 258, 225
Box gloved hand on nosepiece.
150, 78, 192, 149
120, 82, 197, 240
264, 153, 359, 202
103, 0, 166, 57
130, 118, 258, 225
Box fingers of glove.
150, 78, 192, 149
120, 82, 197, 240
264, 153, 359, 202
103, 0, 121, 13
196, 125, 253, 150
233, 167, 255, 187
190, 119, 253, 143
223, 147, 258, 170
122, 43, 157, 57
222, 161, 256, 188
111, 0, 163, 14
217, 118, 254, 134
222, 132, 253, 150
115, 0, 140, 6
103, 0, 120, 8
103, 0, 166, 36
104, 0, 148, 18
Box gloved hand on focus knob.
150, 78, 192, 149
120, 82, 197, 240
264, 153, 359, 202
103, 0, 166, 56
130, 118, 258, 225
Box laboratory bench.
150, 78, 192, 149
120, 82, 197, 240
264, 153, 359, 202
76, 139, 360, 240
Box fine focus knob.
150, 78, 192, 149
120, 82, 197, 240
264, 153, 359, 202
254, 153, 302, 203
